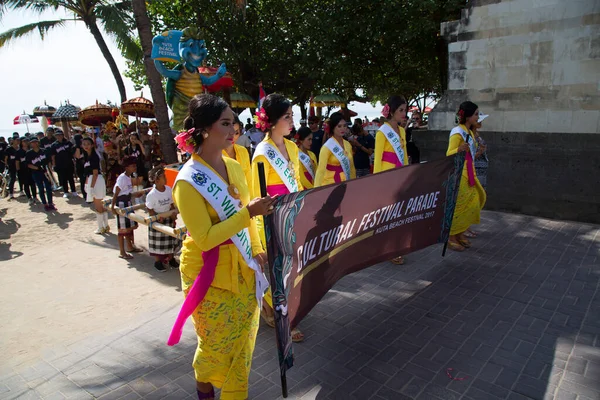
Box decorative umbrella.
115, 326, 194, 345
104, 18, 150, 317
13, 112, 39, 132
310, 94, 346, 108
335, 107, 358, 118
33, 101, 57, 117
33, 101, 57, 131
199, 66, 234, 93
230, 92, 257, 109
121, 93, 155, 118
53, 102, 81, 138
79, 101, 113, 126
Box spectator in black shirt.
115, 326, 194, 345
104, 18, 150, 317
4, 138, 21, 200
123, 132, 147, 184
72, 134, 87, 198
350, 124, 375, 177
405, 112, 425, 164
308, 116, 325, 160
51, 130, 77, 198
19, 137, 37, 205
0, 136, 7, 173
40, 127, 56, 153
26, 136, 56, 211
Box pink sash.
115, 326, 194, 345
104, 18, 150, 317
267, 184, 289, 197
382, 151, 403, 168
466, 151, 476, 187
303, 171, 314, 185
167, 239, 233, 346
327, 164, 344, 183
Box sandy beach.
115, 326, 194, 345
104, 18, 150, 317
0, 190, 184, 370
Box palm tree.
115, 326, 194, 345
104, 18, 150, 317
130, 0, 177, 163
0, 0, 141, 102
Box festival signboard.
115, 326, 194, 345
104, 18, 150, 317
263, 153, 465, 395
151, 30, 183, 63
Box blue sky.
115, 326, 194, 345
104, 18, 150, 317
0, 9, 390, 139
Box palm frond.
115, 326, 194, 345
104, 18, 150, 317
0, 19, 67, 47
0, 0, 58, 20
94, 2, 141, 61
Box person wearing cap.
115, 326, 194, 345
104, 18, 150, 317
18, 137, 37, 205
40, 127, 56, 151
111, 156, 144, 259
4, 137, 21, 200
82, 136, 109, 233
26, 135, 57, 211
51, 130, 77, 198
299, 119, 307, 128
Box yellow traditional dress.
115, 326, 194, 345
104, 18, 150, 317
446, 124, 487, 235
173, 154, 263, 400
314, 138, 356, 187
223, 144, 252, 188
373, 122, 409, 173
298, 149, 318, 189
251, 138, 303, 248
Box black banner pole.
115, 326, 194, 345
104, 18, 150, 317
442, 150, 467, 257
257, 162, 288, 398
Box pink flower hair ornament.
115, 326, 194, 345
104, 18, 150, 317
381, 104, 391, 119
253, 107, 271, 131
175, 128, 196, 154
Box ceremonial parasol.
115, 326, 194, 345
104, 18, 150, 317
53, 102, 81, 138
121, 93, 155, 118
79, 101, 113, 126
33, 101, 57, 131
230, 92, 257, 109
13, 112, 39, 132
199, 66, 234, 93
310, 94, 346, 108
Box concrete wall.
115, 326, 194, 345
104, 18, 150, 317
429, 0, 600, 132
414, 129, 600, 223
424, 0, 600, 223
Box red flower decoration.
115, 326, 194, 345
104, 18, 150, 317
253, 107, 271, 131
381, 104, 391, 118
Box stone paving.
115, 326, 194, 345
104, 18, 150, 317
1, 211, 599, 400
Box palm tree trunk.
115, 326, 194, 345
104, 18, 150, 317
131, 0, 178, 164
85, 18, 128, 103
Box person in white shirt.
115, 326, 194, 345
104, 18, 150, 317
111, 156, 144, 259
145, 166, 180, 272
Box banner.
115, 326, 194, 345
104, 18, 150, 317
265, 153, 465, 382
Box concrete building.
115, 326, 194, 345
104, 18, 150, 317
420, 0, 600, 223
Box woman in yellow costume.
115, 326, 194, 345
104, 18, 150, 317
314, 112, 356, 186
251, 93, 305, 343
168, 94, 275, 400
222, 113, 251, 186
373, 96, 408, 264
446, 101, 487, 251
296, 127, 317, 189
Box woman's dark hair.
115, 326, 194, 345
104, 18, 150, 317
82, 137, 95, 146
183, 94, 229, 150
458, 101, 478, 124
262, 93, 291, 133
297, 127, 312, 141
386, 95, 407, 118
327, 112, 346, 138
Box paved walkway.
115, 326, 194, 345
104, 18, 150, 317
1, 211, 599, 400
